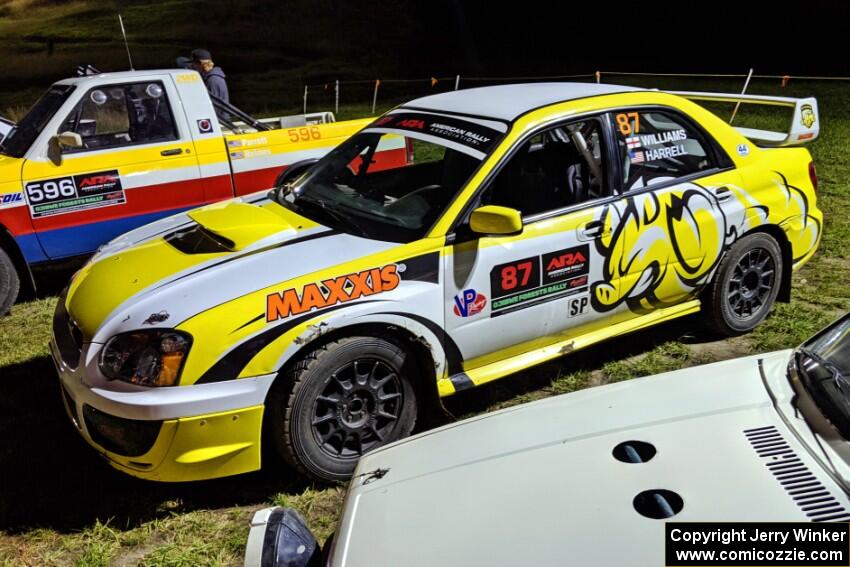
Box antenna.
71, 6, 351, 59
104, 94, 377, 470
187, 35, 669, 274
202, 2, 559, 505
118, 14, 134, 71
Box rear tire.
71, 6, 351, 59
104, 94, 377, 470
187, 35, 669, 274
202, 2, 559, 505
267, 336, 417, 482
0, 247, 20, 316
702, 232, 782, 336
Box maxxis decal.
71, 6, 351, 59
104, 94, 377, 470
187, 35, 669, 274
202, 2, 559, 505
266, 264, 400, 322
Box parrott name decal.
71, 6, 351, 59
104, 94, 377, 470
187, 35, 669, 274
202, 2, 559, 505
266, 265, 400, 322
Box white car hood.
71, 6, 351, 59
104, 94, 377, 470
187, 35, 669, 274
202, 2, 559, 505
332, 351, 850, 567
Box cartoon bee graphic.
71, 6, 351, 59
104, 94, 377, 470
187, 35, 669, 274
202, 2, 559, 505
801, 104, 816, 129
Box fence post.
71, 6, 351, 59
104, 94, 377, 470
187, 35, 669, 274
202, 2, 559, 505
595, 70, 601, 83
729, 67, 754, 124
455, 75, 460, 90
303, 85, 308, 115
335, 80, 339, 115
372, 80, 380, 115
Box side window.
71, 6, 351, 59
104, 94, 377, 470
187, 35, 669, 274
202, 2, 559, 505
61, 82, 177, 151
480, 118, 607, 218
613, 109, 714, 191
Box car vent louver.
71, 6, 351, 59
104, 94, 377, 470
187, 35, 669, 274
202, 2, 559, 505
744, 426, 850, 522
165, 224, 235, 254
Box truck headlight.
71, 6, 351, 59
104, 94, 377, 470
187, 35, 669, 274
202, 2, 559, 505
99, 331, 191, 387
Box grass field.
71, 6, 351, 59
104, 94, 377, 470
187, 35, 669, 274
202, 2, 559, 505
0, 8, 849, 560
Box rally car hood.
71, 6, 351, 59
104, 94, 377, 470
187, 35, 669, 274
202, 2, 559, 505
65, 195, 398, 341
332, 351, 849, 566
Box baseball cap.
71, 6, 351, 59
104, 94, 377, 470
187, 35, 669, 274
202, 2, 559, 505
191, 48, 212, 61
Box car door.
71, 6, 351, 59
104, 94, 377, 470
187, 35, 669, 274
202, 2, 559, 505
595, 107, 745, 325
443, 116, 619, 372
20, 78, 203, 259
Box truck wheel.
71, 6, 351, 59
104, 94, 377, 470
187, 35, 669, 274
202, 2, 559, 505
702, 232, 782, 336
0, 247, 20, 316
268, 336, 417, 482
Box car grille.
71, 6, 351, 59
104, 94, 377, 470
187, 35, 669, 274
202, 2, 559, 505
83, 405, 163, 457
52, 292, 83, 368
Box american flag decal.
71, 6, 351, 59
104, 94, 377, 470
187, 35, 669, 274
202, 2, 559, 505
629, 150, 645, 164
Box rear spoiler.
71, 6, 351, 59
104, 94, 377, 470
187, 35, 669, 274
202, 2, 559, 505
669, 91, 819, 147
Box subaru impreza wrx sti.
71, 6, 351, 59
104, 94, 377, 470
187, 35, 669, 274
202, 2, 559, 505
51, 83, 823, 482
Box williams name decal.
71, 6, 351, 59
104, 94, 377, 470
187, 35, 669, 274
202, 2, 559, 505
24, 170, 125, 218
266, 264, 400, 322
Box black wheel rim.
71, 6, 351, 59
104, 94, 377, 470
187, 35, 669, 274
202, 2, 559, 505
727, 247, 775, 320
311, 359, 403, 459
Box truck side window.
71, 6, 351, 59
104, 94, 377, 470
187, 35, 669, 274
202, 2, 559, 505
60, 82, 178, 151
612, 109, 714, 191
480, 118, 607, 218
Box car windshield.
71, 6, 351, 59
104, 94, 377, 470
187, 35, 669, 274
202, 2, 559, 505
0, 84, 75, 158
272, 111, 505, 242
794, 315, 850, 438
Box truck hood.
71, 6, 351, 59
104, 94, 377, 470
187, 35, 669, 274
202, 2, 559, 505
65, 195, 397, 341
334, 351, 850, 567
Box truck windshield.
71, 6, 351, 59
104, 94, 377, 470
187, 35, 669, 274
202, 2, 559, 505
273, 111, 505, 242
0, 84, 75, 158
794, 315, 850, 438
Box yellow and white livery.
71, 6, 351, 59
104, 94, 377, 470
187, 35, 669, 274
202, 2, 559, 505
52, 83, 823, 482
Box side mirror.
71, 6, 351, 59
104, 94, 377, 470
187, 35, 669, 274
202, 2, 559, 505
55, 131, 83, 149
244, 507, 322, 567
469, 205, 523, 236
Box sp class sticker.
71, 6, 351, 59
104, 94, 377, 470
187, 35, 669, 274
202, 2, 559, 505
24, 170, 125, 218
453, 289, 487, 317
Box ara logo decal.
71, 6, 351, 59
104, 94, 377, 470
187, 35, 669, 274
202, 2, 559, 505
266, 265, 401, 322
197, 118, 213, 133
78, 174, 118, 189
0, 192, 23, 208
453, 289, 487, 317
397, 119, 425, 130
542, 245, 589, 285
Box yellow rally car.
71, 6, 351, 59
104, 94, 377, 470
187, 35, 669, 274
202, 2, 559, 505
52, 83, 823, 482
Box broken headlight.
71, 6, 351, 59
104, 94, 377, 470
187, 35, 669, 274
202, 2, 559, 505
99, 330, 191, 387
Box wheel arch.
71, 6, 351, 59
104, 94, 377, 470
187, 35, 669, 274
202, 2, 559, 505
740, 224, 793, 303
267, 316, 449, 422
0, 224, 35, 298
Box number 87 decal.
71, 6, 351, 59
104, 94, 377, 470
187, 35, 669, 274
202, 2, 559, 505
615, 112, 640, 136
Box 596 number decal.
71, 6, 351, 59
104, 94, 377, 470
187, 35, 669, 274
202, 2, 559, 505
287, 126, 321, 143
25, 178, 75, 203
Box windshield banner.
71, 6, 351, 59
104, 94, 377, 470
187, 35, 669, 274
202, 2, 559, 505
367, 112, 502, 154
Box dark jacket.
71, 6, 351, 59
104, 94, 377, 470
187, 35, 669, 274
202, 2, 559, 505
203, 67, 229, 103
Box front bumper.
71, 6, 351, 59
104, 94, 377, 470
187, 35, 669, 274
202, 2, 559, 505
50, 339, 276, 482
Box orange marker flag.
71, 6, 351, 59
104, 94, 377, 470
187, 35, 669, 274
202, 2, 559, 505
431, 77, 438, 87
781, 75, 790, 87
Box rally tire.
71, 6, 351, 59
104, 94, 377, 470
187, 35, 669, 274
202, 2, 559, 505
268, 336, 417, 482
0, 247, 19, 316
702, 232, 783, 336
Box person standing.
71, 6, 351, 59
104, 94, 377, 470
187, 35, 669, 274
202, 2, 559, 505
190, 49, 229, 104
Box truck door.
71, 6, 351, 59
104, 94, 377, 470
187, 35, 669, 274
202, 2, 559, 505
20, 78, 204, 259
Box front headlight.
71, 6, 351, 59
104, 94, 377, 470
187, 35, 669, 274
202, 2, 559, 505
99, 330, 191, 387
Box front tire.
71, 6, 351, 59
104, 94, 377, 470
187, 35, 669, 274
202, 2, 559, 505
703, 232, 783, 335
268, 336, 417, 482
0, 247, 20, 316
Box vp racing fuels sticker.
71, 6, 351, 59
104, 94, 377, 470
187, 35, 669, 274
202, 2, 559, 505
266, 264, 400, 322
367, 112, 503, 154
489, 244, 589, 317
24, 170, 125, 218
453, 289, 487, 317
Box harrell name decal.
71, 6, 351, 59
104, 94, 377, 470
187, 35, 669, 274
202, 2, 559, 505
266, 265, 401, 322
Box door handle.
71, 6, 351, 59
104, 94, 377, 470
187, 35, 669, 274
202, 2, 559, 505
714, 186, 733, 203
579, 221, 606, 239
160, 148, 183, 156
